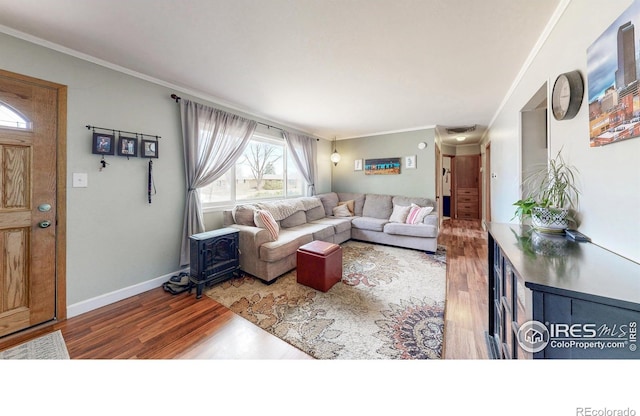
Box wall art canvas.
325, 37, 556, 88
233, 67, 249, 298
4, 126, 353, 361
587, 0, 640, 146
364, 157, 400, 175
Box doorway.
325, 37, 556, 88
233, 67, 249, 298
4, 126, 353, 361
0, 69, 67, 339
442, 155, 453, 218
520, 83, 548, 200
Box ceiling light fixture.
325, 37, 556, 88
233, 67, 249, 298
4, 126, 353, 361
456, 136, 466, 142
330, 137, 341, 166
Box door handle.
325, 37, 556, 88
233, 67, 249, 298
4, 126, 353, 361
38, 220, 51, 229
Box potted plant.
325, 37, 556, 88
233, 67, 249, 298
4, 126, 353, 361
512, 149, 580, 233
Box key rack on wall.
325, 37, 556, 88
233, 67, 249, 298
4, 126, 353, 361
86, 124, 160, 203
87, 125, 160, 162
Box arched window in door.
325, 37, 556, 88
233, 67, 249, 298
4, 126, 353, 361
0, 101, 31, 130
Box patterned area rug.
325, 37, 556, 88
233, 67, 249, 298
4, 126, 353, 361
206, 241, 446, 359
0, 330, 70, 359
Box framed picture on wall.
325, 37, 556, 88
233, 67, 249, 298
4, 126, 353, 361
354, 159, 363, 171
141, 139, 159, 158
92, 132, 115, 155
405, 155, 416, 169
364, 157, 401, 175
117, 136, 138, 157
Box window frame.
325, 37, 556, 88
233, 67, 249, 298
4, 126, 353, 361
0, 101, 33, 131
200, 131, 305, 212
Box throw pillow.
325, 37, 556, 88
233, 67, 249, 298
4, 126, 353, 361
254, 209, 279, 241
338, 199, 355, 216
389, 204, 411, 223
332, 204, 352, 217
405, 203, 433, 224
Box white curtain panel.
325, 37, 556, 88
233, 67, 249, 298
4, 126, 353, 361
179, 99, 257, 265
283, 131, 317, 196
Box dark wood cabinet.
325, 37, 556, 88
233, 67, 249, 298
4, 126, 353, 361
454, 155, 480, 219
487, 223, 640, 359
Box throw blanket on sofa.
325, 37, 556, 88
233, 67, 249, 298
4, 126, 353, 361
257, 199, 305, 221
298, 197, 323, 211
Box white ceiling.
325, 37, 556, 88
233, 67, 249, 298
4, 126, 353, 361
0, 0, 561, 144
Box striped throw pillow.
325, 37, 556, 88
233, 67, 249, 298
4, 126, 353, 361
405, 204, 433, 224
254, 209, 279, 241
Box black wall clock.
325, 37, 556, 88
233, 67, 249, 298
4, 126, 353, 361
551, 70, 584, 120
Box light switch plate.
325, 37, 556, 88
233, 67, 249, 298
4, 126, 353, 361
72, 172, 88, 188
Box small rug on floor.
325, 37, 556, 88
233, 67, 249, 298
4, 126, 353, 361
0, 330, 70, 360
206, 241, 446, 359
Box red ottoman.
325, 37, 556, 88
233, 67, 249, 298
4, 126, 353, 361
296, 241, 342, 292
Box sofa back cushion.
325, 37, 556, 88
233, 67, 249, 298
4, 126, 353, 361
317, 192, 339, 216
362, 194, 393, 219
280, 210, 307, 228
337, 193, 365, 216
392, 196, 434, 209
305, 205, 326, 222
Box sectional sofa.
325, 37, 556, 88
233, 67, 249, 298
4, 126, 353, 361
223, 192, 438, 283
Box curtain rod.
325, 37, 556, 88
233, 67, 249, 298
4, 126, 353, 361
170, 93, 285, 132
86, 125, 160, 139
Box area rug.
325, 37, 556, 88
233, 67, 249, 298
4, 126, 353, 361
206, 241, 446, 359
0, 330, 70, 360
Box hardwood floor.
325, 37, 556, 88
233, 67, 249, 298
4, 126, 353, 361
0, 219, 489, 359
440, 219, 489, 359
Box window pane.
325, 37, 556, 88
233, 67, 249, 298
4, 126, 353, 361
237, 141, 284, 200
286, 155, 304, 197
199, 169, 232, 203
0, 103, 31, 130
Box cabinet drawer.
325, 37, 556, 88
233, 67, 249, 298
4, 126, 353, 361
457, 188, 478, 196
458, 195, 478, 203
457, 211, 478, 219
458, 202, 478, 211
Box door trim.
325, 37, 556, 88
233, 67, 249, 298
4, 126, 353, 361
0, 69, 67, 343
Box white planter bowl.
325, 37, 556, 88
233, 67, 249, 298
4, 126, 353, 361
531, 206, 569, 233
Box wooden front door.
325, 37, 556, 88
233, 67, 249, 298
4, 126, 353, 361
0, 70, 66, 338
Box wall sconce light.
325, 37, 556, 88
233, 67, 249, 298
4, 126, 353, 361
330, 137, 341, 166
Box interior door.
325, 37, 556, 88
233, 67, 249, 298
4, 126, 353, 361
0, 70, 66, 338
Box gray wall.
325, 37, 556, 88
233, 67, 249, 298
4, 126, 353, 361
485, 0, 640, 262
0, 32, 330, 311
331, 129, 436, 199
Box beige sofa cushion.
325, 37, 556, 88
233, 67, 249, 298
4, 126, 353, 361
337, 193, 365, 216
392, 195, 434, 209
280, 210, 307, 228
317, 192, 339, 216
310, 217, 352, 234
384, 222, 438, 238
305, 205, 326, 222
362, 194, 393, 219
259, 229, 312, 262
351, 216, 389, 232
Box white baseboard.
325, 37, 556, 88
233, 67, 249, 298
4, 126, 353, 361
66, 268, 189, 318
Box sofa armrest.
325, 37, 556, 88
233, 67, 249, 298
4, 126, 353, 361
422, 212, 439, 227
229, 224, 273, 258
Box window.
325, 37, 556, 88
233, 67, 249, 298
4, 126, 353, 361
0, 102, 31, 130
200, 133, 305, 209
